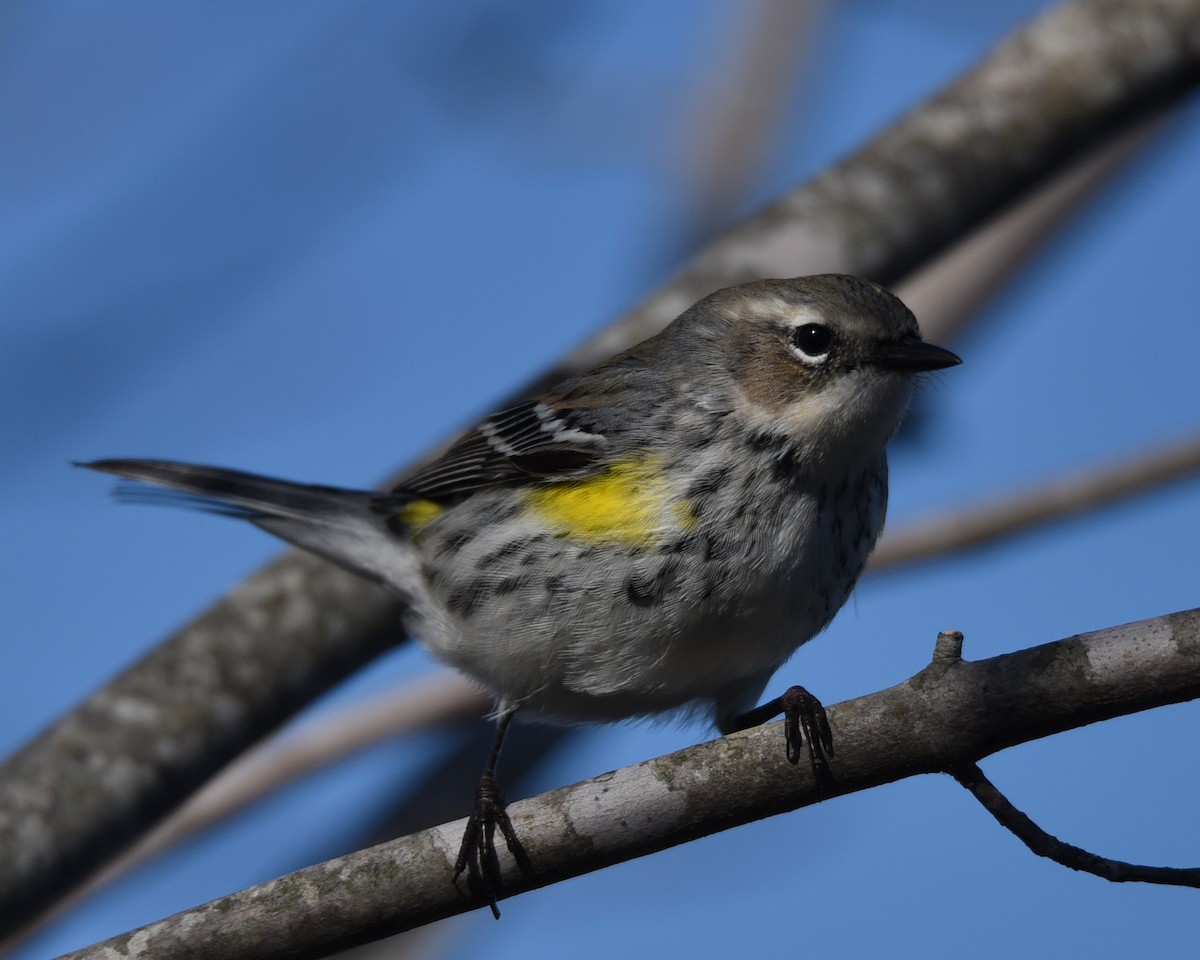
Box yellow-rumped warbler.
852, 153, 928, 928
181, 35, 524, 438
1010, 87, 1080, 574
82, 274, 960, 915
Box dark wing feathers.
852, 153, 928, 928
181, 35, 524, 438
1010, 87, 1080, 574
392, 398, 608, 501
392, 340, 677, 502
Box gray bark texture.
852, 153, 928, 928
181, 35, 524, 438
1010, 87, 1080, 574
57, 609, 1200, 960
3, 0, 1199, 939
0, 556, 403, 935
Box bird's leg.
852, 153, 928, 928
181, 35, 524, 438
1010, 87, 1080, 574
729, 686, 834, 780
453, 708, 534, 919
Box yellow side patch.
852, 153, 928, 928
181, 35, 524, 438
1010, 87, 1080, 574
396, 498, 446, 530
524, 455, 689, 547
672, 497, 700, 532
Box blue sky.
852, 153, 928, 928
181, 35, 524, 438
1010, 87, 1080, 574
2, 2, 1198, 957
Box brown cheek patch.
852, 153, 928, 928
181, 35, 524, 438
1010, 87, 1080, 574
728, 320, 810, 411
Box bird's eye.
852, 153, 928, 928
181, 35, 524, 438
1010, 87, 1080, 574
790, 323, 832, 361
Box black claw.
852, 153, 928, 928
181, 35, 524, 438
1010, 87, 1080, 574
781, 686, 833, 785
728, 684, 834, 786
453, 772, 533, 919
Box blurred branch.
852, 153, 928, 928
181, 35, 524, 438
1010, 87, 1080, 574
678, 0, 824, 239
4, 0, 1199, 937
871, 433, 1200, 570
895, 108, 1170, 345
9, 675, 487, 946
57, 608, 1200, 960
160, 676, 484, 841
0, 552, 404, 938
537, 0, 1200, 384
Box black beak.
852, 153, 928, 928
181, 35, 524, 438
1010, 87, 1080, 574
873, 336, 962, 372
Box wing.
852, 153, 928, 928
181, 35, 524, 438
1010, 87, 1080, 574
392, 398, 610, 502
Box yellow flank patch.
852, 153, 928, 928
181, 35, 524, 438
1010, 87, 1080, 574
396, 498, 446, 530
524, 454, 688, 547
673, 497, 700, 532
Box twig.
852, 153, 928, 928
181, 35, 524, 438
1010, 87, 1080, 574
14, 365, 1199, 953
56, 607, 1200, 960
951, 762, 1200, 887
870, 432, 1200, 570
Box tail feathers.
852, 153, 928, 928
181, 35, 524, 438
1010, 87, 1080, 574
78, 459, 421, 594
79, 459, 396, 520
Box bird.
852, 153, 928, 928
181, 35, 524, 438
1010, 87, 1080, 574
81, 274, 960, 917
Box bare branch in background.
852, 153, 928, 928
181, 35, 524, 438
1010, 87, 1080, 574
56, 608, 1200, 960
871, 433, 1200, 570
543, 0, 1200, 380
0, 552, 405, 938
677, 0, 824, 239
4, 0, 1199, 937
14, 675, 486, 940
179, 675, 487, 834
896, 109, 1170, 345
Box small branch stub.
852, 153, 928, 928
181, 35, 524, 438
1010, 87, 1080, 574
933, 630, 965, 662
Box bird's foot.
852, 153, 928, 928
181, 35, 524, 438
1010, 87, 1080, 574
730, 684, 834, 787
780, 685, 834, 775
453, 772, 533, 919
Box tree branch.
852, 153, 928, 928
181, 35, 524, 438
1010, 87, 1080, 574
56, 608, 1200, 960
870, 432, 1200, 570
5, 0, 1199, 936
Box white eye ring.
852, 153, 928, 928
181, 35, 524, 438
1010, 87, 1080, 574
789, 322, 833, 364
